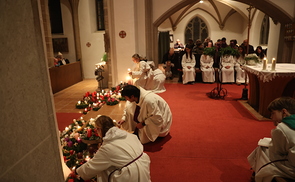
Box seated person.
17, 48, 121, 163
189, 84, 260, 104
248, 97, 295, 182
56, 52, 70, 66
118, 85, 172, 144
54, 57, 60, 67
76, 115, 151, 181
200, 53, 215, 83
163, 60, 173, 80
162, 48, 178, 76
235, 46, 247, 85
181, 45, 196, 84
220, 55, 235, 83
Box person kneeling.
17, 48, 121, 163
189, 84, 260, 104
118, 85, 172, 144
76, 115, 151, 182
247, 97, 295, 182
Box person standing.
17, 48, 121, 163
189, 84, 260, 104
181, 45, 196, 84
118, 85, 172, 144
248, 97, 295, 182
76, 115, 151, 182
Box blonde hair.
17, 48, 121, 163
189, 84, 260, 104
132, 54, 147, 62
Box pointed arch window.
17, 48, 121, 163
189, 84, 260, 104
96, 0, 105, 30
185, 17, 208, 44
260, 15, 269, 45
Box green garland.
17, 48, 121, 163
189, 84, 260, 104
219, 47, 238, 57
203, 47, 215, 57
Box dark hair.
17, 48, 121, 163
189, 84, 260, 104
255, 46, 265, 59
267, 97, 295, 114
237, 46, 245, 58
121, 85, 140, 98
185, 44, 193, 59
95, 115, 115, 137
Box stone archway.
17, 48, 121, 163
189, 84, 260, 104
151, 0, 293, 65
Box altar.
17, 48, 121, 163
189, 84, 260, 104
243, 63, 295, 118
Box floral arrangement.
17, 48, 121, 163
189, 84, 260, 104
61, 117, 101, 182
244, 54, 259, 63
75, 83, 128, 112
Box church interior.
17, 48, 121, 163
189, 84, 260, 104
1, 0, 295, 181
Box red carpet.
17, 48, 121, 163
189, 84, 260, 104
144, 83, 274, 182
56, 113, 83, 131
56, 83, 275, 182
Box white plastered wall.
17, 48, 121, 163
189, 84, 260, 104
79, 0, 105, 79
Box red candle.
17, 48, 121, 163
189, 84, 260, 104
87, 129, 92, 138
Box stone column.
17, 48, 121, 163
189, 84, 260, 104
0, 0, 65, 181
69, 0, 83, 76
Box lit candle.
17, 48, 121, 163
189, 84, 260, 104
85, 155, 90, 161
65, 127, 69, 131
78, 101, 81, 104
271, 58, 276, 71
262, 58, 267, 70
128, 68, 131, 72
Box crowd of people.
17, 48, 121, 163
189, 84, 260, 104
69, 38, 294, 182
161, 37, 267, 85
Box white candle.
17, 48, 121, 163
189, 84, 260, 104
262, 58, 267, 70
271, 58, 276, 71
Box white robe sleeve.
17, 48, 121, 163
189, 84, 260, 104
76, 147, 111, 180
132, 61, 149, 79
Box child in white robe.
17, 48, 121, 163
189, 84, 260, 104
200, 54, 215, 83
247, 97, 295, 182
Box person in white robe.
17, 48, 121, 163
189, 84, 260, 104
76, 115, 151, 182
247, 97, 295, 182
181, 45, 196, 84
220, 55, 235, 83
200, 54, 215, 83
118, 85, 172, 144
129, 54, 154, 90
235, 46, 247, 85
150, 67, 166, 93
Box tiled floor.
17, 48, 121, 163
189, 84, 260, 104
53, 79, 126, 121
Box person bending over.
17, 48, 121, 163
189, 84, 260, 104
76, 115, 151, 182
118, 85, 172, 144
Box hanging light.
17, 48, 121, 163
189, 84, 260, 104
200, 0, 204, 3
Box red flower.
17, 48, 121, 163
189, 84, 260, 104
85, 92, 90, 97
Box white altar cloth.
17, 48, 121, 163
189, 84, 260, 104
243, 63, 295, 82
